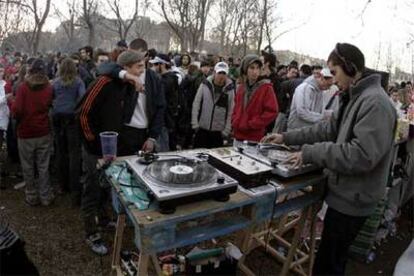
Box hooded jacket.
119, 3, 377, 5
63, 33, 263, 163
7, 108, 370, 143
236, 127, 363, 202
191, 76, 235, 136
232, 79, 278, 141
283, 73, 397, 217
287, 75, 324, 130
12, 74, 53, 138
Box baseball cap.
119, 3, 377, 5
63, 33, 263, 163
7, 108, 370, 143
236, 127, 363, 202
214, 62, 229, 74
149, 54, 170, 64
320, 68, 333, 78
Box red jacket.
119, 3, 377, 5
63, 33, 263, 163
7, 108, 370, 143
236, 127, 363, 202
232, 80, 278, 142
12, 74, 52, 139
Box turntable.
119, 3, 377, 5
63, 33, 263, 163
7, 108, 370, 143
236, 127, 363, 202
125, 151, 238, 213
233, 141, 322, 178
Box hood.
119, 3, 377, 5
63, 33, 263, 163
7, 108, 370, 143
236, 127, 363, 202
303, 75, 320, 91
205, 75, 234, 91
25, 73, 49, 90
240, 54, 262, 76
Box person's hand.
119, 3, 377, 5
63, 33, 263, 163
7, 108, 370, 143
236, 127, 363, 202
142, 138, 155, 152
125, 73, 144, 92
284, 151, 303, 169
261, 133, 284, 144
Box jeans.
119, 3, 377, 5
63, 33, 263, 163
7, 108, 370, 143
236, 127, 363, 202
80, 147, 109, 237
52, 114, 82, 194
313, 207, 368, 275
6, 119, 19, 163
157, 127, 170, 152
18, 135, 52, 203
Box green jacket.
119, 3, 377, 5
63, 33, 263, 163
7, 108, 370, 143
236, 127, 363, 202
283, 74, 397, 217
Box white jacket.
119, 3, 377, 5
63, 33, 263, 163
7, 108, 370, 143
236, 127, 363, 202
0, 80, 10, 131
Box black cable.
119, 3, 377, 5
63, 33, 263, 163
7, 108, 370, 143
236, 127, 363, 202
258, 188, 278, 276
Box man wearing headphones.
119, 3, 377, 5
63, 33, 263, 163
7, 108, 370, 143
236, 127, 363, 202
263, 43, 397, 275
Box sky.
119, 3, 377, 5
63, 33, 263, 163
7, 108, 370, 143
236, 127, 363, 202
43, 0, 414, 72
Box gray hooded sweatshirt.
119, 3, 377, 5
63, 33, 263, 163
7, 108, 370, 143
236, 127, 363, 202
191, 76, 235, 136
287, 75, 324, 130
283, 74, 397, 217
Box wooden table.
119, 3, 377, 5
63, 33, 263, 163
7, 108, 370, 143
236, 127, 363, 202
105, 159, 259, 275
103, 157, 324, 276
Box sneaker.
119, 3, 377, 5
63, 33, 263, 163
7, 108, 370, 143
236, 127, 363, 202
85, 233, 108, 256
41, 194, 55, 206
25, 198, 40, 207
14, 181, 26, 190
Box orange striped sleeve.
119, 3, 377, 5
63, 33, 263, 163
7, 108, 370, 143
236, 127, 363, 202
80, 77, 111, 141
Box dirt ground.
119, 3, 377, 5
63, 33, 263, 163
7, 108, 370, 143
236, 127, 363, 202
0, 170, 412, 276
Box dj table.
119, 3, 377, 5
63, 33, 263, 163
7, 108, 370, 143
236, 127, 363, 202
103, 155, 325, 276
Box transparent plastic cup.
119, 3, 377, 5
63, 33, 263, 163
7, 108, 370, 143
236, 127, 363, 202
99, 131, 118, 161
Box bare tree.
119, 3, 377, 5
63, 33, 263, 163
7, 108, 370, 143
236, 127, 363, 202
374, 39, 382, 70
211, 0, 236, 53
385, 42, 393, 79
132, 0, 152, 39
81, 0, 99, 47
159, 0, 213, 52
0, 1, 25, 47
1, 0, 52, 54
104, 0, 139, 41
53, 0, 79, 50
257, 0, 268, 54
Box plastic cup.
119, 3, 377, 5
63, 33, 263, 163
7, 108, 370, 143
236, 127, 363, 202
99, 131, 118, 161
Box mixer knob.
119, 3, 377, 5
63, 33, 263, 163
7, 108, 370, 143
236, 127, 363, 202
217, 176, 225, 184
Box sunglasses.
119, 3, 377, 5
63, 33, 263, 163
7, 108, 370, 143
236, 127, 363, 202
153, 62, 161, 66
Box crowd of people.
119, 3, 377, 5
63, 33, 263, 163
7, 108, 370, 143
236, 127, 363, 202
1, 38, 413, 275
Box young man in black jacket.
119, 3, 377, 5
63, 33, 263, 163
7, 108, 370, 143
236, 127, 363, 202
78, 50, 147, 255
97, 40, 165, 152
149, 53, 180, 151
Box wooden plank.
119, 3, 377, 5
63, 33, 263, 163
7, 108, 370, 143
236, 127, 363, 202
111, 214, 126, 268
138, 253, 150, 275
139, 215, 252, 253
130, 191, 254, 227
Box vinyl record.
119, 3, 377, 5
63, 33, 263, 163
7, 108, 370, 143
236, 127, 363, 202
143, 159, 218, 187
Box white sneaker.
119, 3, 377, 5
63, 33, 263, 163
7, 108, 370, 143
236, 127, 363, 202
85, 233, 108, 256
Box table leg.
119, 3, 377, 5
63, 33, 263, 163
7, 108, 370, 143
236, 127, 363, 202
112, 214, 126, 269
308, 204, 320, 276
151, 254, 163, 276
280, 206, 310, 276
138, 253, 150, 275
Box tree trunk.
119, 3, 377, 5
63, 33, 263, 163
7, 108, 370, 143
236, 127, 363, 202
88, 24, 95, 47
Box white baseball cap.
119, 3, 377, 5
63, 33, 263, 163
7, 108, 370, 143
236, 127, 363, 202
149, 56, 169, 64
214, 62, 229, 74
320, 68, 333, 78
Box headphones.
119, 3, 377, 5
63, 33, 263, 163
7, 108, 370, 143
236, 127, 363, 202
334, 43, 358, 77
